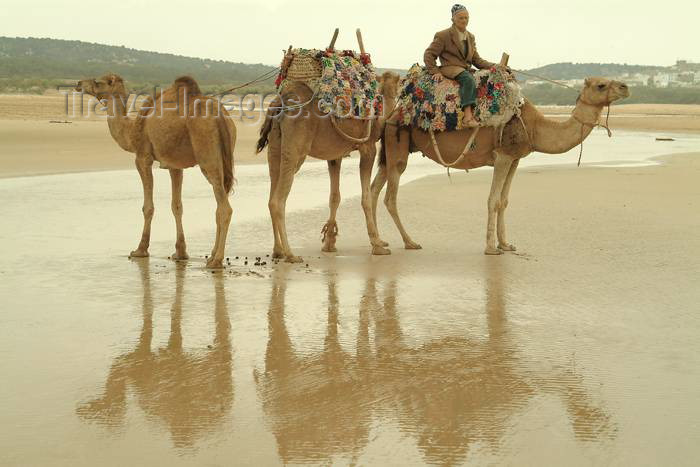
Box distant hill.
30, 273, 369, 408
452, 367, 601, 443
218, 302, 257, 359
0, 36, 409, 95
1, 37, 697, 104
0, 36, 279, 93
520, 62, 667, 81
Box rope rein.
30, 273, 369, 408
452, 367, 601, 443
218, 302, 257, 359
572, 88, 613, 166
205, 68, 281, 97
510, 69, 578, 90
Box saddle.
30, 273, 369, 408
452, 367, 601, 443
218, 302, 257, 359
395, 64, 524, 132
275, 48, 382, 119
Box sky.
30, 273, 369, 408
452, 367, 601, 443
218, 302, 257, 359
2, 0, 699, 70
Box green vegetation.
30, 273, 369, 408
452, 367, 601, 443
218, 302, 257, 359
1, 37, 698, 104
0, 36, 279, 94
522, 62, 666, 81
523, 83, 700, 105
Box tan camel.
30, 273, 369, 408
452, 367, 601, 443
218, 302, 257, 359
75, 74, 235, 268
256, 265, 613, 465
373, 77, 630, 255
256, 71, 401, 262
76, 260, 232, 448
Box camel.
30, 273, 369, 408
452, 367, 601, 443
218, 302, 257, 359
373, 77, 630, 255
76, 260, 232, 448
256, 264, 613, 465
256, 71, 401, 262
75, 74, 235, 268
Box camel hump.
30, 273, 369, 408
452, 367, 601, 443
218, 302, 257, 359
172, 76, 202, 95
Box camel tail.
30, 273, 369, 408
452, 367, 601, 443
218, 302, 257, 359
256, 111, 274, 154
217, 117, 235, 194
378, 129, 386, 167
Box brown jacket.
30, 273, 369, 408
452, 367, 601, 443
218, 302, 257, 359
423, 25, 495, 79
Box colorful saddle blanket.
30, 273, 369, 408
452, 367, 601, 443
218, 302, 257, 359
395, 64, 524, 132
276, 48, 382, 119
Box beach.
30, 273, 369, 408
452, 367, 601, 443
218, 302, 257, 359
1, 93, 700, 466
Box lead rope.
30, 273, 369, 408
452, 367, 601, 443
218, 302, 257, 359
576, 88, 613, 166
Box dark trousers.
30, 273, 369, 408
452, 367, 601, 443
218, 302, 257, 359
455, 70, 477, 109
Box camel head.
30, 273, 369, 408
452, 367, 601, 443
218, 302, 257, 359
578, 77, 629, 107
378, 71, 401, 99
75, 73, 127, 100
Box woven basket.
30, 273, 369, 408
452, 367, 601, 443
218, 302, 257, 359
286, 54, 322, 80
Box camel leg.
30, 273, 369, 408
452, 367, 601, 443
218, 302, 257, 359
485, 151, 514, 255
497, 158, 520, 252
271, 148, 305, 264
195, 144, 232, 269
384, 128, 421, 251
205, 174, 233, 269
370, 163, 389, 247
169, 169, 189, 260
130, 156, 154, 258
321, 159, 341, 253
359, 146, 389, 255
267, 124, 284, 259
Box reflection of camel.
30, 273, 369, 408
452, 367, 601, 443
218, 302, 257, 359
374, 78, 630, 255
75, 74, 235, 268
254, 268, 372, 464
76, 260, 232, 448
257, 265, 613, 465
256, 72, 401, 262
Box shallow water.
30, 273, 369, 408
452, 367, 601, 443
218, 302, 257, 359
1, 133, 699, 466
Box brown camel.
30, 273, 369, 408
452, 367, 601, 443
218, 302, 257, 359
76, 260, 232, 448
75, 74, 235, 268
373, 77, 630, 255
256, 71, 401, 262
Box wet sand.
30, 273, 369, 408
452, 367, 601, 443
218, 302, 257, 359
1, 150, 699, 466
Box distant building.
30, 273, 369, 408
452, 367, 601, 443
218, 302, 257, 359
674, 60, 700, 72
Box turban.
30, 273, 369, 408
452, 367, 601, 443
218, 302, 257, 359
451, 4, 467, 17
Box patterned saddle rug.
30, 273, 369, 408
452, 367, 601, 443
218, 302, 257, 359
276, 48, 382, 119
395, 64, 524, 132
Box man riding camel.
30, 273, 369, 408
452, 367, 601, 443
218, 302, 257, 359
424, 4, 508, 128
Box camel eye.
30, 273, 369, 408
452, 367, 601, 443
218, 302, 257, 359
597, 84, 606, 90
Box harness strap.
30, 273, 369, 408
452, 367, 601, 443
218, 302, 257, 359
428, 126, 480, 168
330, 114, 373, 145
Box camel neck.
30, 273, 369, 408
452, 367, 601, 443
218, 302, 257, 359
533, 101, 603, 154
105, 93, 138, 153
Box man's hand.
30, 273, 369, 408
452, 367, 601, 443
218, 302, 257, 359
432, 72, 444, 82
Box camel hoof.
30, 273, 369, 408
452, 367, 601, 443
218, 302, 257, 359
372, 245, 391, 255
484, 246, 504, 255
129, 249, 149, 258
206, 258, 225, 269
404, 241, 422, 250
321, 245, 337, 253
285, 255, 304, 264
272, 250, 284, 259
378, 239, 389, 247
498, 243, 517, 252
171, 252, 189, 260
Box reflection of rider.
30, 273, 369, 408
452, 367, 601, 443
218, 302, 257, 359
424, 4, 505, 128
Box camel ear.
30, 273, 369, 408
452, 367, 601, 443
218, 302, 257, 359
584, 78, 592, 87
